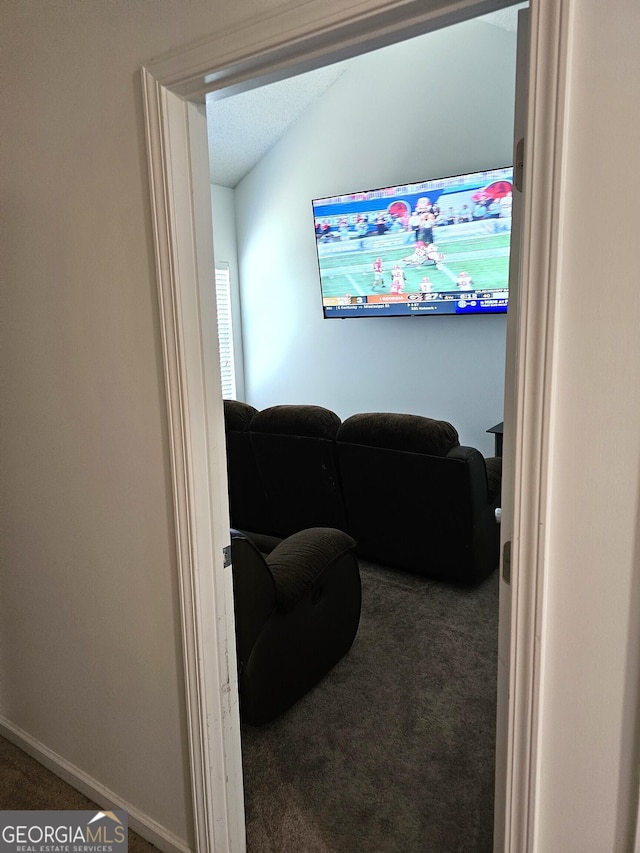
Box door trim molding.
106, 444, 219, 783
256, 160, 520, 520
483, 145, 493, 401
503, 1, 574, 849
140, 1, 570, 850
147, 0, 515, 102
141, 70, 245, 853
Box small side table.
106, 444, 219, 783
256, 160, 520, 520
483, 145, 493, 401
486, 421, 504, 457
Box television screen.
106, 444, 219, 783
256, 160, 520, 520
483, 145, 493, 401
312, 167, 513, 318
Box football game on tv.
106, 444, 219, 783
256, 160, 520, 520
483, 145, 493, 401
312, 167, 513, 318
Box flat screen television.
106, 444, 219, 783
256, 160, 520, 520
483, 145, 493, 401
312, 166, 513, 318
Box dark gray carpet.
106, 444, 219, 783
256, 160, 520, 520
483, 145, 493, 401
241, 561, 499, 853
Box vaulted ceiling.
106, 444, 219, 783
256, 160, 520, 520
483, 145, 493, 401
206, 5, 525, 189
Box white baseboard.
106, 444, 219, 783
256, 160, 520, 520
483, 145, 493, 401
0, 717, 194, 853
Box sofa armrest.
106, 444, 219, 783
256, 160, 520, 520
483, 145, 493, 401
484, 456, 502, 503
236, 530, 283, 556
446, 445, 497, 509
266, 527, 357, 612
444, 447, 501, 581
230, 529, 279, 665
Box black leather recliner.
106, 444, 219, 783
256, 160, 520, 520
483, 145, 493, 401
230, 526, 361, 725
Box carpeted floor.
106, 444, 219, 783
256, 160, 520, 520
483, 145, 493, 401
241, 560, 499, 853
0, 560, 498, 853
0, 737, 158, 853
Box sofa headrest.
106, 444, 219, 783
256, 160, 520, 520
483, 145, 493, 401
224, 399, 258, 431
250, 405, 341, 439
337, 412, 459, 457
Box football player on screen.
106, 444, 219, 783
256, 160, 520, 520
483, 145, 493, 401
456, 271, 474, 291
390, 265, 406, 294
402, 241, 429, 266
425, 243, 445, 268
372, 257, 385, 290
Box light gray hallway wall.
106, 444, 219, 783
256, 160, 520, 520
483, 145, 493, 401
234, 20, 517, 454
0, 1, 243, 845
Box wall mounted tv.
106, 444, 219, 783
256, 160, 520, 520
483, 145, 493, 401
312, 167, 513, 318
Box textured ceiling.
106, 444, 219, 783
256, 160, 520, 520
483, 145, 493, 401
206, 5, 525, 189
206, 60, 352, 188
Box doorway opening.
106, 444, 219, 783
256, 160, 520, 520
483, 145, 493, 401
205, 7, 523, 851
141, 0, 569, 849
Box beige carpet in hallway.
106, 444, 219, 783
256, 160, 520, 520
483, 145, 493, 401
0, 736, 159, 853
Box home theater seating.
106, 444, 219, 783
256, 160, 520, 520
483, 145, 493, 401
230, 526, 361, 725
224, 400, 501, 722
224, 400, 501, 583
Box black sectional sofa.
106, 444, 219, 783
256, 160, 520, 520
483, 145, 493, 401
223, 400, 502, 585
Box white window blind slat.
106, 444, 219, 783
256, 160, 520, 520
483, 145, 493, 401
215, 265, 236, 399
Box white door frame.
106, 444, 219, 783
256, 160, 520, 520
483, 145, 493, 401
140, 1, 573, 850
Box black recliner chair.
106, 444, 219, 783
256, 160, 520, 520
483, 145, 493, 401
336, 412, 501, 584
248, 404, 348, 538
223, 399, 273, 533
230, 527, 361, 725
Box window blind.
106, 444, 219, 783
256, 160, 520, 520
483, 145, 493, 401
215, 265, 236, 399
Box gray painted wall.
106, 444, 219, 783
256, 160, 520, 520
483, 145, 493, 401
232, 20, 517, 455
5, 1, 640, 848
